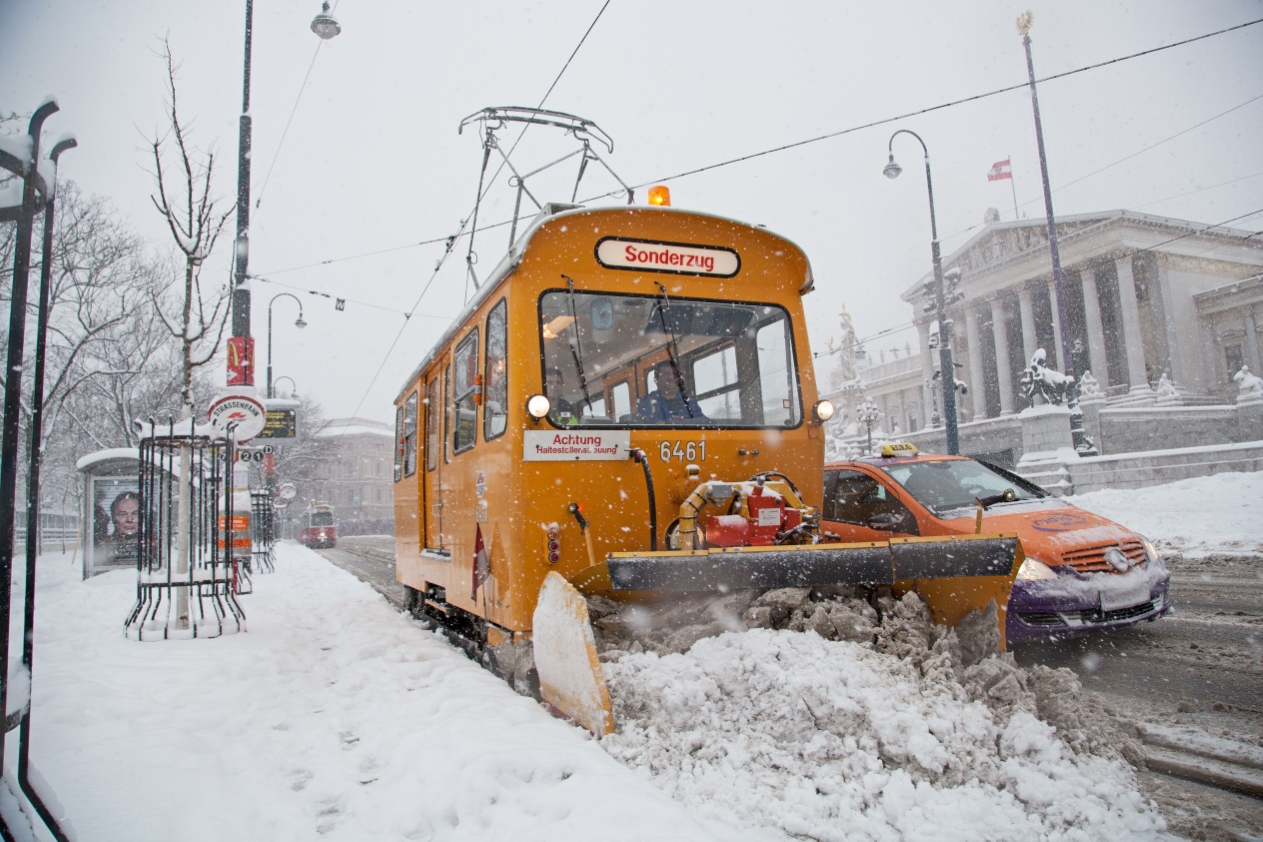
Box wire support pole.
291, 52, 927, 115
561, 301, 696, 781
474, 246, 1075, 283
232, 0, 255, 352
1023, 29, 1075, 380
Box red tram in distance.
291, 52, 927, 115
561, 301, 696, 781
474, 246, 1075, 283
297, 502, 337, 549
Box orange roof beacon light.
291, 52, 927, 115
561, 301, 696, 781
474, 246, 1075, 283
647, 185, 671, 206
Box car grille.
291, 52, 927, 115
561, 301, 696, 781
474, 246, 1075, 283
1017, 611, 1063, 627
1061, 540, 1146, 573
1080, 600, 1156, 624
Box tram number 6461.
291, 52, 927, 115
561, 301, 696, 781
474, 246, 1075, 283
660, 440, 706, 463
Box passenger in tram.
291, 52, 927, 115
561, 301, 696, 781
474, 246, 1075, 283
545, 366, 578, 425
636, 359, 706, 423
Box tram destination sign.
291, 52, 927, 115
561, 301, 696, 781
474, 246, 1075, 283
257, 408, 298, 440
595, 237, 740, 278
523, 430, 630, 461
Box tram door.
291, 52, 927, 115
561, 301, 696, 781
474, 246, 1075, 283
423, 357, 448, 552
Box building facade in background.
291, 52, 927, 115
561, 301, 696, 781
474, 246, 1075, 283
826, 209, 1263, 438
304, 417, 395, 535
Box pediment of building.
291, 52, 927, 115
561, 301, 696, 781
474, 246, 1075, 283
947, 216, 1114, 276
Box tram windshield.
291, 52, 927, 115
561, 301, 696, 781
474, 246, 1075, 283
309, 511, 334, 527
539, 290, 801, 428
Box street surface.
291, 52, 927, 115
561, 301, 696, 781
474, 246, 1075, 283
1013, 553, 1263, 840
316, 538, 1263, 840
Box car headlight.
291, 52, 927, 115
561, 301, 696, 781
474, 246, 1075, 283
1140, 535, 1165, 568
1016, 558, 1059, 581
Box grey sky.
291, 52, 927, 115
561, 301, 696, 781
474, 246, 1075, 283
3, 0, 1261, 422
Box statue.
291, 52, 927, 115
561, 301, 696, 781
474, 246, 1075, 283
1078, 369, 1104, 402
1235, 365, 1263, 404
1018, 348, 1076, 406
1154, 372, 1182, 406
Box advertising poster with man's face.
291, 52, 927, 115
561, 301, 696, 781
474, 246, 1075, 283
90, 477, 141, 574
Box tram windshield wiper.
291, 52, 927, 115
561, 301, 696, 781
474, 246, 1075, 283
655, 283, 697, 418
563, 275, 595, 414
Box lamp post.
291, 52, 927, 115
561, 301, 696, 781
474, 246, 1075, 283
267, 293, 307, 398
230, 1, 339, 387
857, 397, 882, 456
1017, 12, 1074, 381
884, 129, 960, 455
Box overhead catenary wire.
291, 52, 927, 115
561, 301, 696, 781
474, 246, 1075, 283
579, 16, 1263, 202
256, 16, 1263, 280
248, 273, 455, 321
328, 0, 612, 437
251, 0, 343, 221
940, 91, 1263, 245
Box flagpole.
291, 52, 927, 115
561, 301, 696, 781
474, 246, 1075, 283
1008, 153, 1019, 220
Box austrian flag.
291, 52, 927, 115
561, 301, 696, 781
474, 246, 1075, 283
471, 524, 490, 600
987, 159, 1012, 182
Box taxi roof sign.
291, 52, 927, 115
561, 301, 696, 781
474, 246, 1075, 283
879, 442, 918, 457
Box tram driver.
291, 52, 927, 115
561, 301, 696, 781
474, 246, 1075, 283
636, 359, 706, 423
545, 366, 578, 425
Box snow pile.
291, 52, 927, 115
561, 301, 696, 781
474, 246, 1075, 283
27, 545, 746, 842
1068, 471, 1263, 558
601, 594, 1164, 842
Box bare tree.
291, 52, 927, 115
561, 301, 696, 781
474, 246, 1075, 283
148, 41, 231, 420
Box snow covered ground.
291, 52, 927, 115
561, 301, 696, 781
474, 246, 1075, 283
1066, 470, 1263, 558
17, 545, 744, 842
18, 468, 1255, 840
9, 539, 1176, 842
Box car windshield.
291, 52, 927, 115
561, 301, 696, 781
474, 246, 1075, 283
539, 290, 801, 428
881, 460, 1044, 515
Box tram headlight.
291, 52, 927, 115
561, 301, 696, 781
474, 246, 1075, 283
812, 400, 835, 423
526, 394, 551, 420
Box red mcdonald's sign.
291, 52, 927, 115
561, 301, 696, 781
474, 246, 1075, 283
226, 336, 254, 386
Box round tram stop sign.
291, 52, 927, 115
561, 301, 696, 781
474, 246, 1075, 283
208, 393, 268, 442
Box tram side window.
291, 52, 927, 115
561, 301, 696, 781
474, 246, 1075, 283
394, 404, 404, 482
426, 378, 439, 472
484, 299, 508, 441
453, 331, 479, 455
443, 364, 452, 463
402, 393, 418, 477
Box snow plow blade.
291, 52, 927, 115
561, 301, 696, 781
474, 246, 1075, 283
570, 534, 1024, 645
532, 572, 614, 737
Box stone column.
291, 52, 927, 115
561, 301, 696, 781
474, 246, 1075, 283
917, 320, 934, 422
989, 298, 1015, 415
1018, 287, 1038, 368
1244, 309, 1262, 374
1047, 279, 1064, 371
897, 391, 907, 433
965, 306, 988, 419
1115, 256, 1154, 399
1083, 268, 1110, 383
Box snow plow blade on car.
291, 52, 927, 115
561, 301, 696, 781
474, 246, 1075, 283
536, 532, 1024, 735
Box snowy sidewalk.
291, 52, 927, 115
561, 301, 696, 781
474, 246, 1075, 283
25, 543, 751, 842
1067, 470, 1263, 559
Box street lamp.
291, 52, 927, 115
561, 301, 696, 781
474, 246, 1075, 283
311, 2, 342, 40
884, 129, 960, 455
267, 293, 306, 399
231, 1, 341, 389
857, 397, 882, 456
273, 376, 297, 398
